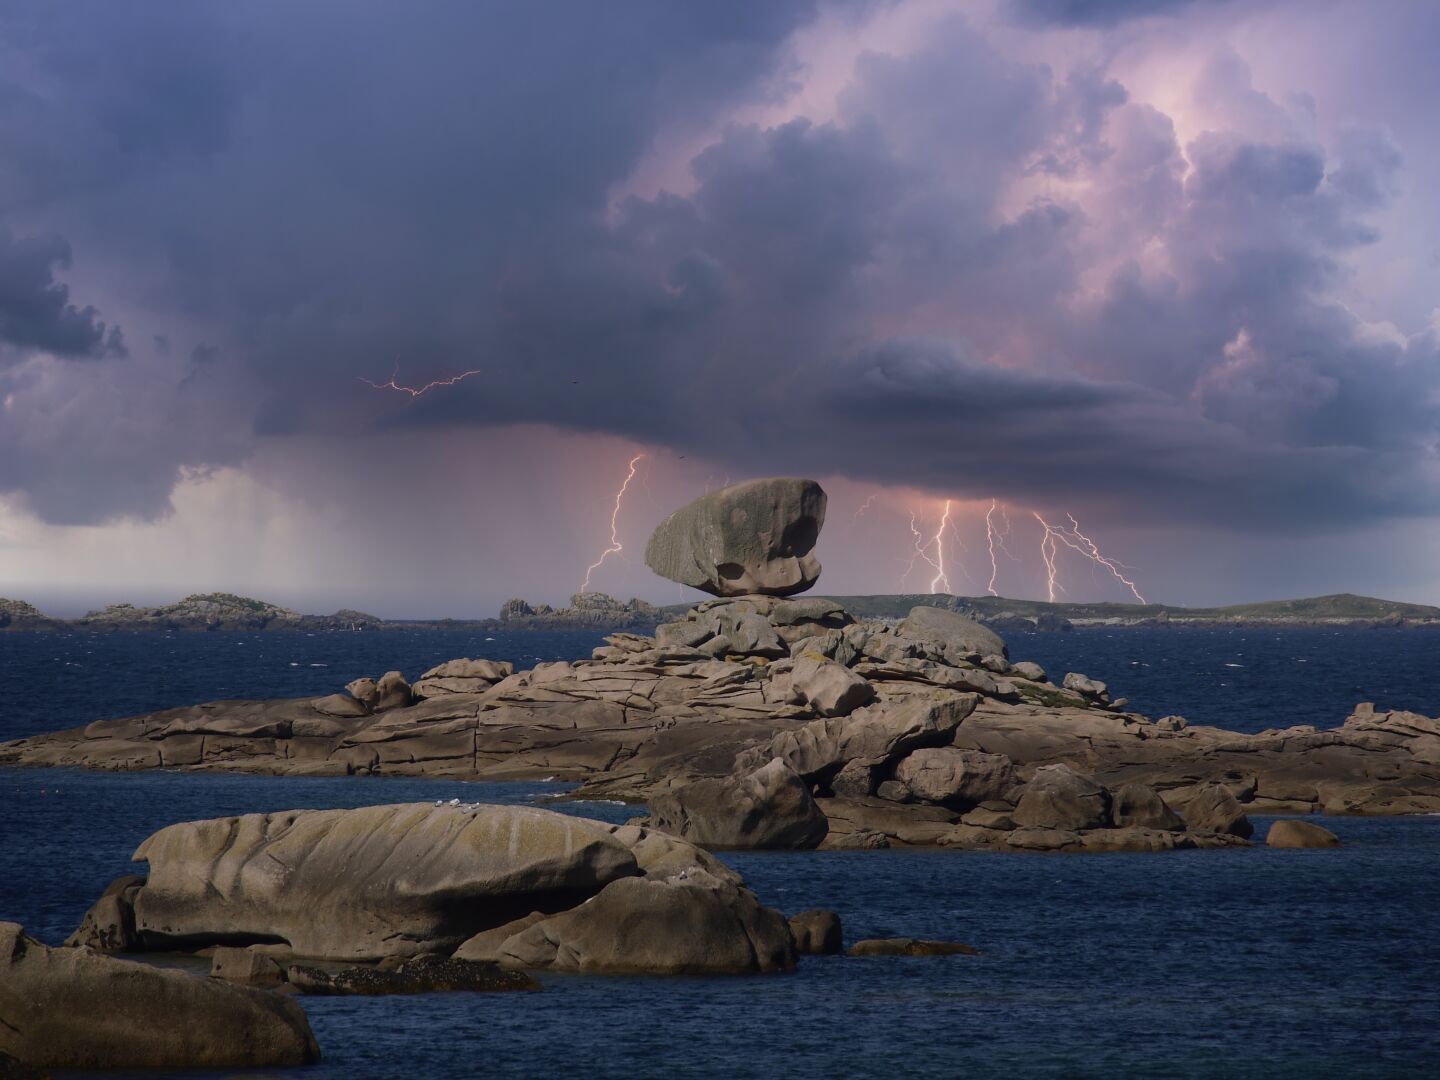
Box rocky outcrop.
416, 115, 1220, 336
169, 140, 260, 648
648, 758, 829, 849
495, 873, 796, 975
0, 922, 318, 1071
0, 599, 61, 631
71, 593, 384, 632
64, 874, 144, 951
130, 803, 642, 959
645, 477, 826, 596
7, 586, 1440, 851
498, 593, 660, 631
1266, 820, 1341, 848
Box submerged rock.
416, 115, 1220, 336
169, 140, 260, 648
0, 923, 318, 1071
848, 938, 978, 957
287, 956, 539, 996
645, 477, 827, 597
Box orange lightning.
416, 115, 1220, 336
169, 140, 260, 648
1032, 512, 1146, 604
358, 361, 483, 398
580, 454, 644, 593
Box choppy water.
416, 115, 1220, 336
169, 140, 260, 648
2, 627, 1438, 1078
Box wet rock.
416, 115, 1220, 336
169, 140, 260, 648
848, 938, 978, 957
287, 956, 539, 995
497, 874, 796, 975
1266, 819, 1340, 848
1012, 764, 1111, 831
0, 922, 318, 1070
645, 478, 827, 597
788, 910, 843, 955
649, 758, 828, 849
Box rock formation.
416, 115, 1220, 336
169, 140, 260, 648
645, 477, 826, 596
67, 803, 797, 978
0, 922, 318, 1071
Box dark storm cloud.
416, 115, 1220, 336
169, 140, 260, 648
0, 2, 1434, 536
0, 228, 116, 360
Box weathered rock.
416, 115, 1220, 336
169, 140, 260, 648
1109, 782, 1184, 831
848, 937, 978, 957
789, 655, 876, 717
1266, 819, 1341, 848
64, 874, 144, 951
1181, 783, 1254, 838
649, 758, 828, 849
788, 910, 843, 955
210, 946, 285, 987
287, 955, 539, 995
413, 658, 514, 698
372, 670, 413, 710
1063, 672, 1108, 699
893, 747, 1017, 808
497, 874, 797, 975
1005, 826, 1084, 850
344, 676, 379, 709
0, 1051, 47, 1079
452, 912, 551, 962
1012, 764, 1111, 831
1010, 661, 1046, 682
644, 478, 827, 597
830, 758, 879, 798
0, 922, 318, 1070
130, 803, 641, 959
756, 692, 978, 783
896, 606, 1008, 661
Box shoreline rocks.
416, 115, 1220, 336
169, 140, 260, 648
0, 922, 319, 1071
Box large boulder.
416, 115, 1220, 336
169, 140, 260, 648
649, 758, 829, 850
0, 923, 319, 1070
1181, 784, 1254, 838
893, 747, 1017, 809
496, 873, 796, 975
788, 910, 843, 955
129, 803, 641, 959
1012, 764, 1111, 831
896, 606, 1008, 661
1266, 819, 1340, 848
644, 478, 826, 597
412, 658, 514, 698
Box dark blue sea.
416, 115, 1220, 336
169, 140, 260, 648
2, 626, 1439, 1078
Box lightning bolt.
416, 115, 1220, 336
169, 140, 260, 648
848, 493, 879, 528
929, 499, 953, 594
985, 499, 1002, 596
358, 361, 483, 398
1032, 512, 1146, 604
580, 454, 644, 593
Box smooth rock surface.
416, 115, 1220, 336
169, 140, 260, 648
1266, 819, 1341, 848
1012, 764, 1111, 831
496, 874, 797, 975
893, 747, 1017, 808
131, 803, 641, 958
897, 606, 1008, 661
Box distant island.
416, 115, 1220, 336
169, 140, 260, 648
1, 589, 1437, 633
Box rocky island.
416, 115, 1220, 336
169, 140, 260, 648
6, 475, 1436, 1072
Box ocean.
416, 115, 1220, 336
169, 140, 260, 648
2, 626, 1438, 1078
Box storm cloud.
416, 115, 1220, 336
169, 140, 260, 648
0, 0, 1435, 574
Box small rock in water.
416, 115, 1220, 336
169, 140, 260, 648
848, 937, 978, 957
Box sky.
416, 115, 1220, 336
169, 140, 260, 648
1, 0, 1438, 617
